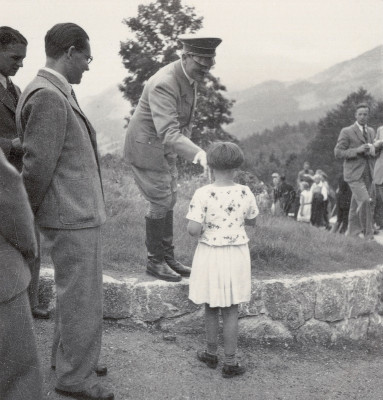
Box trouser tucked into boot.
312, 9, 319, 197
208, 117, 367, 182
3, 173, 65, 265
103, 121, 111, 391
145, 216, 181, 282
162, 211, 191, 277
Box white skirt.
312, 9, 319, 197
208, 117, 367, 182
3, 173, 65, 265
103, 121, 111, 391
189, 242, 251, 308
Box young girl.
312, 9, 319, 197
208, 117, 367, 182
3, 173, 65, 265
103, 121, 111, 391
297, 181, 312, 223
186, 142, 258, 378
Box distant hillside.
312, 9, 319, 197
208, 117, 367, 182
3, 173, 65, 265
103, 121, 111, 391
227, 45, 383, 139
82, 85, 130, 155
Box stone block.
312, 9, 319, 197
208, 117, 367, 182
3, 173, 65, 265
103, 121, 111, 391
346, 272, 379, 318
130, 279, 199, 322
368, 313, 383, 339
38, 268, 55, 310
330, 317, 369, 342
315, 276, 347, 322
238, 315, 293, 344
262, 278, 316, 329
159, 307, 205, 334
295, 319, 333, 346
103, 276, 137, 319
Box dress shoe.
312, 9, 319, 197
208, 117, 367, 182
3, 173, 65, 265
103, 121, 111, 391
164, 257, 191, 277
55, 383, 114, 400
197, 350, 218, 369
52, 365, 107, 377
146, 259, 181, 282
32, 306, 50, 319
222, 363, 246, 378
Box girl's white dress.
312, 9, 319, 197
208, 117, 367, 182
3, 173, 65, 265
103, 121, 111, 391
297, 189, 313, 223
186, 184, 259, 307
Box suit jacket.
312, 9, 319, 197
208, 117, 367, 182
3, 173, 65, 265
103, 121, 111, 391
373, 126, 383, 185
16, 69, 106, 229
334, 122, 376, 182
0, 149, 37, 303
124, 60, 201, 172
0, 81, 23, 171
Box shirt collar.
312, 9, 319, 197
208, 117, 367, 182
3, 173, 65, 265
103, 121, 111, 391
42, 67, 72, 92
0, 73, 7, 88
180, 59, 195, 86
356, 121, 368, 131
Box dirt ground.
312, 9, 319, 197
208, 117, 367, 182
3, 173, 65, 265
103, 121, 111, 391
35, 319, 383, 400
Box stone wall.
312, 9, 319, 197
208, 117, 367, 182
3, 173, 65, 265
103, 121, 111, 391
38, 265, 383, 345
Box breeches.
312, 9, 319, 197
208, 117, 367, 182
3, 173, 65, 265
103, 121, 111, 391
0, 290, 43, 400
131, 161, 178, 219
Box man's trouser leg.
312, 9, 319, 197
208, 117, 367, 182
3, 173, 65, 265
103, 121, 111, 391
41, 226, 103, 392
0, 290, 43, 400
27, 226, 41, 309
347, 174, 373, 239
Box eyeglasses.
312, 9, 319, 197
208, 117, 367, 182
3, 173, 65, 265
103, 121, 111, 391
77, 49, 93, 64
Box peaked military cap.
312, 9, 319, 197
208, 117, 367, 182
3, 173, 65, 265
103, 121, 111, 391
178, 35, 222, 57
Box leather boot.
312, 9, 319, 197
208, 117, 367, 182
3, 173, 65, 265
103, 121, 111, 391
162, 210, 191, 277
145, 216, 181, 282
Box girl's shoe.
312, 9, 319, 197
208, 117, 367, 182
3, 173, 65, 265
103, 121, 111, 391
222, 363, 246, 378
197, 350, 218, 369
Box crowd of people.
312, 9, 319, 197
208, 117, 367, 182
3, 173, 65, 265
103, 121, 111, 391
271, 103, 383, 241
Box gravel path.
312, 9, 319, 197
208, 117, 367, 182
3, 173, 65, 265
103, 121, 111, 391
35, 319, 383, 400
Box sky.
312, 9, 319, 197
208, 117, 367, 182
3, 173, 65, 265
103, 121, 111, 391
3, 0, 383, 101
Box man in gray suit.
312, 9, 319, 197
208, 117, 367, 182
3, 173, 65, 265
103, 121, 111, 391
17, 23, 113, 400
334, 103, 376, 240
125, 36, 221, 282
0, 149, 43, 400
0, 26, 48, 319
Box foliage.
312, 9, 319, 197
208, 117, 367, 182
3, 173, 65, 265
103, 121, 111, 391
305, 88, 383, 187
119, 0, 235, 153
240, 121, 318, 186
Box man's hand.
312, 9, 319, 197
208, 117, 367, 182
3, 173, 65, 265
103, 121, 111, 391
193, 150, 207, 171
356, 144, 370, 154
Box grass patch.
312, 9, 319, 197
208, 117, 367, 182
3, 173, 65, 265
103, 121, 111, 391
42, 156, 383, 280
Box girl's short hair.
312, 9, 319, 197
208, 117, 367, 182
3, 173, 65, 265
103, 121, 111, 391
300, 181, 309, 190
207, 141, 244, 170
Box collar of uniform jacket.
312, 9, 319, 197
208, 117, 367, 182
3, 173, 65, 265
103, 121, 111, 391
180, 58, 195, 86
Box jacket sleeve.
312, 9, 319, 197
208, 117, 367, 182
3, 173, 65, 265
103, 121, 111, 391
334, 128, 359, 160
149, 81, 201, 161
0, 150, 37, 261
20, 88, 67, 213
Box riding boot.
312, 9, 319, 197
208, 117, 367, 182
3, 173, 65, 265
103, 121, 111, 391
145, 216, 181, 282
162, 210, 191, 277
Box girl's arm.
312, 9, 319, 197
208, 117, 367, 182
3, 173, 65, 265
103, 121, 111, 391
187, 220, 202, 236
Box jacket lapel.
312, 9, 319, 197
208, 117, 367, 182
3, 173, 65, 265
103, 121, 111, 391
352, 123, 365, 143
0, 82, 16, 112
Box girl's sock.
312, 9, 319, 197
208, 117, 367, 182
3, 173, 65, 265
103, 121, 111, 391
207, 342, 218, 355
224, 353, 236, 366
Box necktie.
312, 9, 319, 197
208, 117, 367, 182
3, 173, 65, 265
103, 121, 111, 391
71, 88, 83, 113
6, 77, 18, 106
362, 126, 369, 143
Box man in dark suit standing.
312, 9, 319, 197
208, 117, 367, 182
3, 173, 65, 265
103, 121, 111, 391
334, 103, 376, 240
125, 36, 221, 282
0, 26, 48, 319
17, 23, 113, 400
0, 149, 43, 400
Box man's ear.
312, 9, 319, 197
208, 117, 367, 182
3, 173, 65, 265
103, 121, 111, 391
66, 46, 76, 60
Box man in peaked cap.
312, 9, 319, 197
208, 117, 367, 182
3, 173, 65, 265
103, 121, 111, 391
124, 35, 221, 282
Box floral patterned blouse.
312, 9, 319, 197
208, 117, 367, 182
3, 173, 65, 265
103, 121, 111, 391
186, 184, 259, 246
